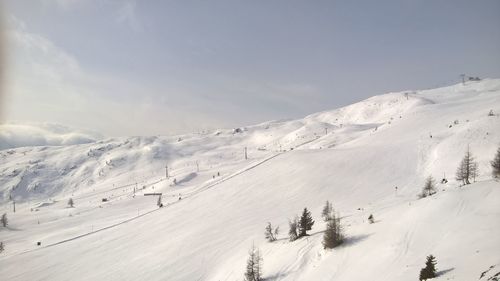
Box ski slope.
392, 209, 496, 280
1, 79, 499, 280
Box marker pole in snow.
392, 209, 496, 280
245, 147, 248, 160
13, 201, 16, 213
165, 164, 169, 179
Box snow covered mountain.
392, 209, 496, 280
0, 79, 499, 281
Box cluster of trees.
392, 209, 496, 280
267, 202, 345, 246
288, 208, 314, 242
454, 145, 500, 184
414, 146, 500, 280
420, 146, 500, 198
251, 202, 346, 279
244, 146, 500, 279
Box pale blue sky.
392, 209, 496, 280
3, 0, 500, 136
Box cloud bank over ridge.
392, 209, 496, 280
0, 122, 102, 150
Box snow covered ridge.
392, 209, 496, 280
0, 79, 499, 281
0, 122, 102, 150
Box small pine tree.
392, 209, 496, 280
264, 222, 279, 242
419, 255, 437, 280
420, 176, 437, 198
470, 161, 479, 183
321, 200, 333, 221
491, 146, 500, 178
298, 208, 314, 237
68, 198, 74, 208
323, 211, 344, 249
1, 213, 7, 227
456, 147, 479, 185
368, 214, 374, 224
288, 217, 298, 241
254, 248, 262, 281
0, 242, 4, 253
244, 244, 262, 281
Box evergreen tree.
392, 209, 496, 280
420, 176, 437, 198
264, 222, 279, 242
323, 210, 344, 249
298, 208, 314, 237
157, 195, 162, 207
456, 147, 479, 185
491, 146, 500, 178
288, 217, 298, 241
368, 214, 374, 224
244, 244, 262, 281
68, 198, 74, 208
419, 255, 437, 280
0, 242, 4, 253
1, 213, 7, 227
321, 200, 333, 221
254, 248, 262, 281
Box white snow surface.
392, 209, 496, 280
0, 79, 500, 280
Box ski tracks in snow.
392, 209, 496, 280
10, 152, 285, 257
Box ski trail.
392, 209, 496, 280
182, 152, 284, 197
11, 152, 285, 256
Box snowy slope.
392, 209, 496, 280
0, 79, 499, 281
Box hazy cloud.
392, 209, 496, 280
0, 122, 102, 150
3, 16, 232, 136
